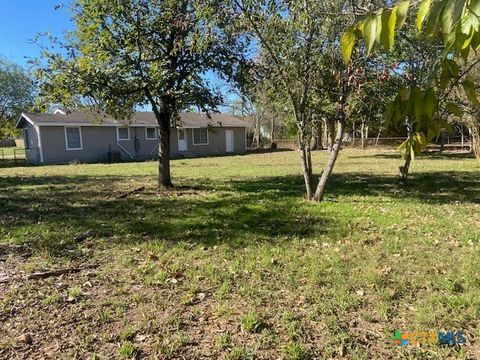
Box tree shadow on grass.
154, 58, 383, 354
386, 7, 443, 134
349, 151, 475, 160
227, 170, 480, 204
1, 168, 479, 258
0, 174, 329, 258
325, 171, 480, 204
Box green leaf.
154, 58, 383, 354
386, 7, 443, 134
445, 59, 460, 77
424, 88, 438, 119
471, 30, 480, 50
441, 0, 455, 35
453, 0, 467, 24
439, 119, 454, 134
417, 0, 432, 31
399, 87, 411, 102
375, 10, 384, 43
363, 15, 378, 55
396, 1, 410, 30
415, 131, 428, 147
462, 78, 480, 107
381, 7, 397, 50
392, 97, 402, 124
460, 45, 471, 61
469, 0, 480, 17
384, 101, 394, 122
461, 13, 477, 36
412, 87, 423, 121
425, 2, 444, 38
446, 102, 463, 117
398, 138, 409, 159
461, 28, 475, 49
444, 28, 457, 51
427, 127, 437, 142
341, 26, 357, 64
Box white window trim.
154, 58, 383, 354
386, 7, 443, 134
116, 127, 130, 141
145, 127, 157, 140
192, 127, 209, 146
64, 126, 83, 151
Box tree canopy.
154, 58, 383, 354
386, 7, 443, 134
0, 58, 35, 138
34, 0, 249, 188
342, 0, 480, 181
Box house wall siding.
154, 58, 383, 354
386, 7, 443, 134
171, 127, 246, 157
128, 127, 159, 160
37, 125, 246, 164
41, 126, 118, 163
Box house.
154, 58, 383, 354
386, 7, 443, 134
16, 109, 250, 165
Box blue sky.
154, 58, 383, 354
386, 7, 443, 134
0, 1, 71, 67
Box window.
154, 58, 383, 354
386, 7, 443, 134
145, 127, 157, 140
64, 127, 83, 150
117, 127, 130, 141
192, 128, 209, 145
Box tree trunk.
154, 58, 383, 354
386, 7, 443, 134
399, 119, 413, 185
299, 132, 314, 199
360, 121, 365, 150
322, 118, 328, 149
157, 112, 173, 190
375, 127, 382, 147
399, 156, 411, 184
255, 113, 261, 148
312, 109, 346, 202
146, 90, 174, 190
325, 117, 335, 152
315, 120, 324, 150
470, 120, 480, 159
352, 121, 356, 147
271, 116, 275, 146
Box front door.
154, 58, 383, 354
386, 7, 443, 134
178, 129, 187, 152
226, 130, 234, 153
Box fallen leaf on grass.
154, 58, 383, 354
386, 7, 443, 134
18, 333, 32, 345
74, 229, 94, 242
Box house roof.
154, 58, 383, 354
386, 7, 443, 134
17, 110, 250, 129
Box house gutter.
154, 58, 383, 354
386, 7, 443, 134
36, 125, 44, 163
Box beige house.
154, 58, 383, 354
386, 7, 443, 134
16, 109, 249, 165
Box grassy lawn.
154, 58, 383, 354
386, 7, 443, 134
0, 147, 25, 162
0, 147, 24, 156
1, 149, 479, 359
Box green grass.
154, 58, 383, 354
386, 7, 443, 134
0, 149, 479, 359
0, 146, 24, 157
118, 341, 137, 359
0, 147, 25, 165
